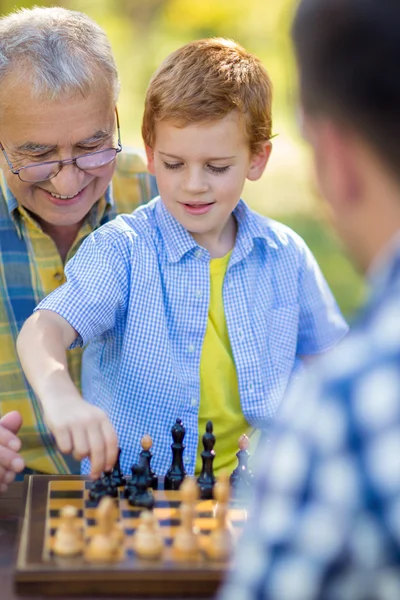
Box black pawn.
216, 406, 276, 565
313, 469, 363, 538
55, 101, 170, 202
164, 418, 187, 490
128, 464, 155, 510
110, 447, 126, 487
101, 471, 118, 498
230, 434, 254, 497
138, 434, 158, 490
124, 463, 139, 498
197, 420, 216, 500
88, 476, 109, 504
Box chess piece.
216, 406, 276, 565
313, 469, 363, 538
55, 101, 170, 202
132, 510, 164, 560
139, 434, 158, 490
164, 418, 187, 490
172, 477, 200, 561
102, 471, 119, 497
110, 447, 126, 487
230, 434, 254, 498
53, 505, 84, 557
124, 462, 139, 498
205, 472, 235, 561
86, 496, 123, 563
197, 421, 216, 500
89, 472, 117, 505
128, 464, 155, 509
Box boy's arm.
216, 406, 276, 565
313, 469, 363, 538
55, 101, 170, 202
17, 310, 118, 478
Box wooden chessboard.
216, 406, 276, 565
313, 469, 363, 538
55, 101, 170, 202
14, 475, 247, 596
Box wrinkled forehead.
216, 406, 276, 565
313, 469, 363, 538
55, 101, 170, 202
0, 74, 116, 148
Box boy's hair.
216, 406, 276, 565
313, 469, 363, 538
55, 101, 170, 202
292, 0, 400, 179
142, 38, 272, 154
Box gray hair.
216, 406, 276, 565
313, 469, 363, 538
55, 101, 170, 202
0, 6, 120, 101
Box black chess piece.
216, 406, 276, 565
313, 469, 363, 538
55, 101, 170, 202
128, 464, 155, 510
124, 463, 140, 498
197, 420, 216, 500
101, 471, 119, 497
164, 418, 187, 490
88, 473, 117, 504
230, 434, 254, 498
110, 447, 126, 487
138, 434, 158, 490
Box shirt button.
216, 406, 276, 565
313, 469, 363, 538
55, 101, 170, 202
195, 249, 202, 259
54, 272, 63, 281
237, 329, 244, 339
190, 397, 197, 407
195, 289, 202, 298
248, 382, 254, 393
188, 344, 195, 353
184, 456, 191, 465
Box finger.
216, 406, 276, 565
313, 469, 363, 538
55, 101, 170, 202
70, 427, 90, 461
4, 470, 16, 484
53, 428, 73, 455
100, 418, 118, 472
0, 423, 22, 453
86, 424, 106, 479
0, 483, 8, 494
0, 411, 23, 435
0, 444, 24, 472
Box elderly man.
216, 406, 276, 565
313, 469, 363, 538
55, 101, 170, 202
0, 7, 156, 492
220, 0, 400, 599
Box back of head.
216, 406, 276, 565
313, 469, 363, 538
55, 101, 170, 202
292, 0, 400, 178
0, 6, 119, 102
142, 38, 273, 154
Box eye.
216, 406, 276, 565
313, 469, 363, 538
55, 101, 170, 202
207, 165, 230, 174
163, 161, 183, 170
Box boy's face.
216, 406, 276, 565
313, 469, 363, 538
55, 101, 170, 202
146, 112, 271, 253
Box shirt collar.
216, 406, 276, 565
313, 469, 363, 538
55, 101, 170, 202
154, 197, 276, 264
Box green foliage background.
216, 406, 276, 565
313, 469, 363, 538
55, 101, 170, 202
0, 0, 365, 317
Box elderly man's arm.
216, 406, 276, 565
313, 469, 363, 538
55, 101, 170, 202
0, 412, 24, 493
17, 311, 118, 479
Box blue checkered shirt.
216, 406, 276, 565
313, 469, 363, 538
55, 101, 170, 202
37, 197, 347, 476
220, 239, 400, 600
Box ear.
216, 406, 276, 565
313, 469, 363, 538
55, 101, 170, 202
145, 145, 155, 175
310, 120, 363, 211
246, 141, 272, 181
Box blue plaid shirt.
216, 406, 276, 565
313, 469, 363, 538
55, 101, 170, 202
220, 238, 400, 600
37, 197, 347, 476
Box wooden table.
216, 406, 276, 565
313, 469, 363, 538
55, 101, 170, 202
0, 483, 211, 600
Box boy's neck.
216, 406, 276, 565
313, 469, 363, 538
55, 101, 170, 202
191, 214, 237, 258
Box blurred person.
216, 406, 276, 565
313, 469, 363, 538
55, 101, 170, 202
16, 38, 347, 481
0, 6, 157, 493
219, 0, 400, 599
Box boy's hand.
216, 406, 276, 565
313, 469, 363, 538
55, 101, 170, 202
43, 397, 118, 479
0, 411, 25, 493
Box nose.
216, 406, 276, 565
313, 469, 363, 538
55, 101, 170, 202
181, 167, 208, 195
49, 162, 86, 196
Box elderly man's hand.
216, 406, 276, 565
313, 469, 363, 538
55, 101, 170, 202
0, 411, 24, 493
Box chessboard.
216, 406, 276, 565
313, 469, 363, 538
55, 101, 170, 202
14, 475, 247, 597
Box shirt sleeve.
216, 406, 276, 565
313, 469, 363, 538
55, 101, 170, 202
297, 242, 348, 355
35, 226, 131, 348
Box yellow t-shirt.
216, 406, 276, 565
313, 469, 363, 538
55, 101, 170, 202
195, 251, 252, 476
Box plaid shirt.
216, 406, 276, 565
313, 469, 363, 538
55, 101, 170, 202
220, 239, 400, 600
0, 148, 157, 474
37, 198, 348, 476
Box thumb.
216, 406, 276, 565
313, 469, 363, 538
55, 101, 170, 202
0, 411, 23, 435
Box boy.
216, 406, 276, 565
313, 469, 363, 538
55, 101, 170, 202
17, 38, 347, 479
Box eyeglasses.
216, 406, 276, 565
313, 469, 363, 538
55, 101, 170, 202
0, 109, 122, 183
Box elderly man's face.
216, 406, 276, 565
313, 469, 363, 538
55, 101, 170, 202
0, 78, 117, 229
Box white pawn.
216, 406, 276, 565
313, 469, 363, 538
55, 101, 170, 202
86, 496, 123, 563
172, 477, 200, 561
205, 472, 235, 561
53, 505, 84, 557
132, 510, 164, 559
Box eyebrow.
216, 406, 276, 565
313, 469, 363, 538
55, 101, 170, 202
15, 129, 112, 153
159, 151, 236, 161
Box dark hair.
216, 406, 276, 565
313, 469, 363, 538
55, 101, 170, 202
292, 0, 400, 176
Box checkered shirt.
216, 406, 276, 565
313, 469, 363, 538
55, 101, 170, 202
0, 148, 158, 474
219, 242, 400, 600
37, 197, 347, 476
